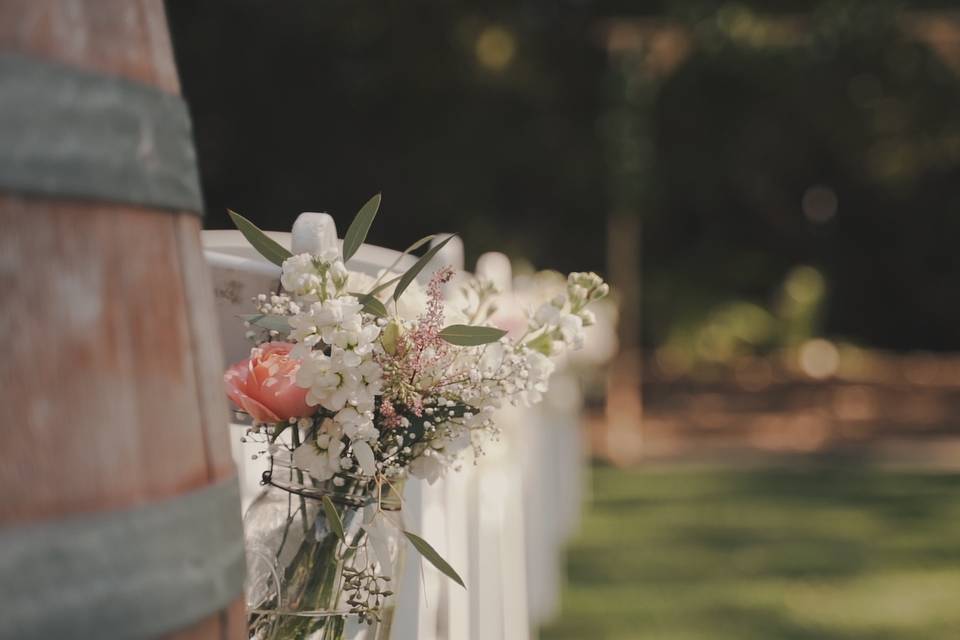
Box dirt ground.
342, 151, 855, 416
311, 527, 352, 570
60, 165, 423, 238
589, 351, 960, 468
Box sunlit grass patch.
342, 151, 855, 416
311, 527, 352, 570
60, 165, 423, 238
541, 465, 960, 640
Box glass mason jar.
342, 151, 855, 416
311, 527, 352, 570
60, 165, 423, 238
243, 464, 406, 640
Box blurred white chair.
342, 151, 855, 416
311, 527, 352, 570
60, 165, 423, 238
513, 270, 616, 630
393, 234, 471, 640
503, 271, 578, 630
435, 236, 474, 640
521, 373, 582, 628
465, 252, 531, 640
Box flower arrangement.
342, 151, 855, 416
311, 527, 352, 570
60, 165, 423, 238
225, 194, 607, 639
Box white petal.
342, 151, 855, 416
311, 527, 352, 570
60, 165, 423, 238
365, 515, 394, 576
353, 440, 377, 476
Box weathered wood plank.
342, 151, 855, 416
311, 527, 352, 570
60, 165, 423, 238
0, 2, 245, 638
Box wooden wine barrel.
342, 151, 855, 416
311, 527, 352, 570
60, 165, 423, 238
0, 2, 246, 639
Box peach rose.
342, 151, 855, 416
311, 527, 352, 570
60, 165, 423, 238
224, 342, 315, 423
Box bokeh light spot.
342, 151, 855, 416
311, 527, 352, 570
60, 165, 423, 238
475, 26, 516, 71
785, 266, 826, 304
799, 338, 840, 379
802, 185, 838, 223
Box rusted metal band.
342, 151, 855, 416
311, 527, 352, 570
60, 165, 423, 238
0, 477, 245, 640
0, 53, 204, 214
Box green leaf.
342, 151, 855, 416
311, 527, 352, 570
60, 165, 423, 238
439, 324, 508, 346
363, 235, 434, 294
322, 495, 345, 541
400, 234, 436, 255
349, 292, 387, 317
342, 193, 381, 263
366, 274, 402, 298
392, 234, 456, 301
404, 530, 465, 588
239, 314, 291, 333
379, 234, 435, 277
227, 209, 293, 267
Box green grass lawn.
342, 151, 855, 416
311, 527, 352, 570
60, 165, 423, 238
540, 464, 960, 640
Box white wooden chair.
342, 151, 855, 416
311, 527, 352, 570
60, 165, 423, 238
521, 373, 583, 628
513, 269, 618, 630
393, 234, 470, 640
464, 253, 532, 640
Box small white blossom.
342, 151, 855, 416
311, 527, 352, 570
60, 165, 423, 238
335, 405, 379, 441
292, 418, 344, 482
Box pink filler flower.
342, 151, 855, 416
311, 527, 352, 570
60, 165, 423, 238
224, 342, 315, 423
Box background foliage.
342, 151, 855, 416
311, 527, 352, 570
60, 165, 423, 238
168, 0, 960, 351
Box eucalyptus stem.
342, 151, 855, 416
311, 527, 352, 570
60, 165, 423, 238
289, 426, 310, 536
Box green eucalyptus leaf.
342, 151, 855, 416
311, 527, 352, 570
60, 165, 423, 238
439, 324, 508, 346
239, 314, 292, 333
380, 234, 435, 276
322, 495, 346, 541
404, 530, 465, 588
392, 234, 456, 301
400, 234, 437, 256
366, 274, 402, 298
364, 235, 435, 294
227, 209, 292, 267
342, 193, 381, 263
349, 293, 387, 317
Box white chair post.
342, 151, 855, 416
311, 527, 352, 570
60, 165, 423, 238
471, 253, 531, 640
291, 212, 338, 255
522, 373, 583, 628
437, 234, 471, 640
203, 227, 293, 512
475, 252, 512, 291
426, 233, 464, 281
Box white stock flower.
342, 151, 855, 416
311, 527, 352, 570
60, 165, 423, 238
329, 260, 349, 290
568, 271, 604, 292
532, 298, 585, 351
534, 299, 564, 326
326, 322, 380, 367
557, 313, 585, 349
335, 405, 379, 441
568, 284, 589, 303
281, 253, 349, 302
292, 419, 344, 481
523, 349, 556, 404
311, 295, 362, 327
296, 347, 380, 412
281, 254, 324, 299
299, 296, 380, 363
578, 308, 597, 327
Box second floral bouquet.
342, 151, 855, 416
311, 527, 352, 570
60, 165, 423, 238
224, 194, 607, 639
